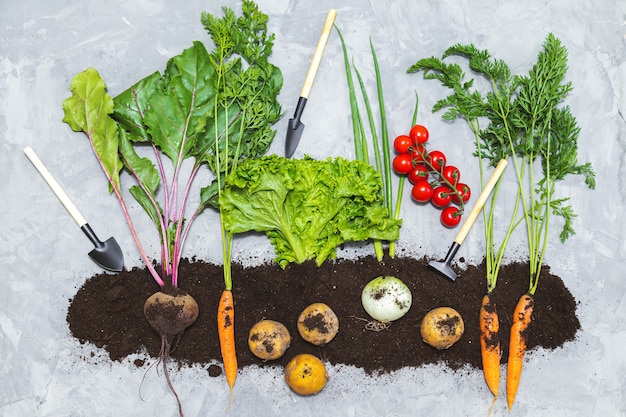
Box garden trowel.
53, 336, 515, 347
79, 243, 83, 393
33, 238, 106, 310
285, 9, 337, 158
429, 159, 508, 281
24, 146, 124, 272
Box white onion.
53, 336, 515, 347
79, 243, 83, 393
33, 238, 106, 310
361, 276, 412, 322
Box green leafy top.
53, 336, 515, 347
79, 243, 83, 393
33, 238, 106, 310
219, 155, 402, 269
409, 33, 595, 294
62, 1, 283, 288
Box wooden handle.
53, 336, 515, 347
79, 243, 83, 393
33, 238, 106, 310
24, 146, 88, 227
454, 159, 508, 245
299, 9, 337, 98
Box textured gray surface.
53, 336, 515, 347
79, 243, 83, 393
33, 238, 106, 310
1, 0, 625, 416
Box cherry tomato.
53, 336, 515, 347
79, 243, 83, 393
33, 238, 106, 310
393, 135, 413, 154
431, 185, 453, 208
409, 124, 429, 144
451, 183, 471, 204
411, 180, 434, 203
409, 144, 426, 163
440, 206, 462, 228
392, 153, 413, 175
427, 150, 446, 172
408, 164, 429, 184
441, 165, 460, 186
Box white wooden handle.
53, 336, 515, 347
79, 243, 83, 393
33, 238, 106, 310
299, 9, 337, 98
454, 159, 508, 245
24, 146, 87, 227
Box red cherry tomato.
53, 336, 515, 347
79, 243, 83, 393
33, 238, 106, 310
411, 180, 433, 203
427, 150, 446, 172
440, 206, 462, 227
392, 153, 413, 175
409, 144, 426, 163
451, 183, 471, 205
431, 185, 453, 208
408, 164, 429, 184
393, 135, 413, 154
441, 165, 460, 186
409, 124, 429, 144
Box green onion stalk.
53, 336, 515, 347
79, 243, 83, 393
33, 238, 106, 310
336, 26, 408, 261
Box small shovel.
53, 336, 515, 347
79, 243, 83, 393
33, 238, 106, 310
285, 9, 337, 158
24, 146, 124, 272
429, 159, 508, 281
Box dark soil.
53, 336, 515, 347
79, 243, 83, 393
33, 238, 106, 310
67, 255, 580, 375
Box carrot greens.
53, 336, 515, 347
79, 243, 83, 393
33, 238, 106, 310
409, 33, 595, 295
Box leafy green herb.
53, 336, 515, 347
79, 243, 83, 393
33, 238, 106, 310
409, 33, 595, 294
62, 0, 282, 290
220, 155, 401, 269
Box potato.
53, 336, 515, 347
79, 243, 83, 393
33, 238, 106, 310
248, 319, 291, 360
297, 303, 339, 347
420, 306, 464, 350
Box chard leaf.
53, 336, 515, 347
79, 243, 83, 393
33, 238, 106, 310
143, 41, 217, 164
62, 68, 122, 189
112, 71, 161, 142
118, 130, 163, 234
118, 129, 160, 194
128, 185, 162, 234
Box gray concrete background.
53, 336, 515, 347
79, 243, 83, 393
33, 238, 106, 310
1, 0, 625, 416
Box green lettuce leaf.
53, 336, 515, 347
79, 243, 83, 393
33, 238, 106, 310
220, 155, 401, 268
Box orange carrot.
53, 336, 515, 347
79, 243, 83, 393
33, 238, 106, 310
506, 293, 534, 410
480, 294, 500, 398
218, 289, 237, 406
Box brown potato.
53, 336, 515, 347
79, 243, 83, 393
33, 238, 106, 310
420, 306, 464, 350
248, 319, 291, 360
297, 303, 339, 347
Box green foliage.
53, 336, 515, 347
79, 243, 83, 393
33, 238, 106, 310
61, 1, 282, 287
336, 27, 402, 261
220, 155, 402, 269
62, 68, 123, 190
409, 33, 595, 293
200, 0, 283, 206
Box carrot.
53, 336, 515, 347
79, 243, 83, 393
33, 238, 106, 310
479, 294, 500, 398
218, 289, 237, 407
506, 293, 534, 410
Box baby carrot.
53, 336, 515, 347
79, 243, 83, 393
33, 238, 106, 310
479, 294, 500, 398
218, 289, 237, 407
506, 293, 534, 410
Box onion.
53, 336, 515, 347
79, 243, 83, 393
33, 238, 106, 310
361, 276, 412, 322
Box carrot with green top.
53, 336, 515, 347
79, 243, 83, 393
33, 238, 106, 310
199, 1, 284, 407
411, 34, 595, 410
